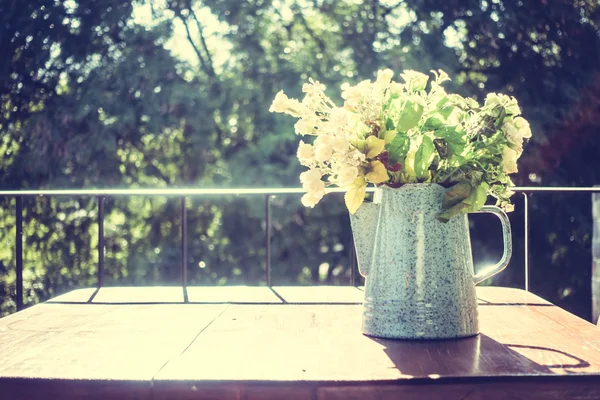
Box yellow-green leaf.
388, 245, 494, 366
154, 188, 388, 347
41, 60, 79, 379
396, 96, 425, 132
414, 135, 436, 178
365, 136, 386, 158
344, 177, 367, 214
365, 160, 389, 184
349, 138, 366, 153
383, 130, 397, 144
402, 137, 419, 181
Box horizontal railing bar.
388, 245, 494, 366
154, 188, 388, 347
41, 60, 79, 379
0, 186, 599, 197
511, 187, 600, 193
0, 188, 322, 197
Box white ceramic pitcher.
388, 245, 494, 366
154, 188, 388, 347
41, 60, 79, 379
350, 183, 512, 339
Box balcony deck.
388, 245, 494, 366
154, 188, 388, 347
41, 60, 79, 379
2, 286, 600, 399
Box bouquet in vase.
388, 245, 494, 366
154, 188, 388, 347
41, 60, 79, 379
270, 69, 531, 221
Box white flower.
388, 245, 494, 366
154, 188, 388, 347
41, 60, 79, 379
513, 116, 531, 138
294, 118, 316, 135
329, 107, 350, 126
302, 78, 326, 94
484, 93, 503, 108
505, 100, 521, 116
299, 168, 326, 207
400, 70, 429, 91
485, 93, 521, 116
314, 143, 334, 163
341, 80, 371, 107
376, 69, 394, 87
336, 165, 359, 186
332, 136, 349, 152
502, 147, 519, 174
389, 82, 404, 97
431, 69, 451, 84
299, 168, 324, 191
269, 91, 290, 113
297, 141, 314, 165
314, 135, 334, 162
502, 116, 531, 153
301, 191, 324, 208
502, 119, 521, 144
269, 90, 308, 117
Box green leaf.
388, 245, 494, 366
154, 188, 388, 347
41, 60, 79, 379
435, 96, 450, 110
432, 126, 467, 160
385, 118, 395, 131
442, 182, 473, 210
396, 97, 424, 132
386, 133, 409, 164
422, 116, 444, 130
437, 202, 470, 223
432, 126, 464, 142
470, 182, 490, 210
414, 135, 436, 178
438, 105, 455, 120
383, 130, 397, 144
438, 181, 490, 222
438, 182, 473, 222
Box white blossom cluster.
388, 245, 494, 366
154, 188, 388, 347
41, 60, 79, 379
269, 72, 396, 208
483, 93, 532, 174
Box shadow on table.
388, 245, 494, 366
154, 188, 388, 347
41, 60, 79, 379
371, 333, 590, 378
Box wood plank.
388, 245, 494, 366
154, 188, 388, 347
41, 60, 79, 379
476, 286, 552, 305
271, 286, 364, 303
90, 286, 185, 303
47, 287, 98, 303
0, 303, 227, 380
186, 286, 282, 303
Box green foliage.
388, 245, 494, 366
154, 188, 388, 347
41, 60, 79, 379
414, 135, 436, 179
394, 97, 425, 132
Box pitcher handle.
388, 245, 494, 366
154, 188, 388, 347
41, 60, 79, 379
471, 205, 513, 285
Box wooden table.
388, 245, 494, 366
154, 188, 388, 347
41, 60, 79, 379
2, 286, 600, 399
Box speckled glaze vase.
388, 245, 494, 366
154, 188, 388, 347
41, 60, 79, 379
350, 183, 512, 340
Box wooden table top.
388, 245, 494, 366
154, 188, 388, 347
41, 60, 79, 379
1, 286, 600, 400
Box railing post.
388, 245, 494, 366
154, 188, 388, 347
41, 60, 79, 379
181, 197, 188, 289
592, 188, 600, 324
265, 194, 272, 287
351, 244, 357, 287
523, 193, 529, 292
97, 196, 105, 288
15, 196, 23, 311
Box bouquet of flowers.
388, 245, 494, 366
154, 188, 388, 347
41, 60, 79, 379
269, 69, 531, 221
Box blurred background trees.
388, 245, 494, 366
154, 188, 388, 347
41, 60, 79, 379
1, 0, 599, 320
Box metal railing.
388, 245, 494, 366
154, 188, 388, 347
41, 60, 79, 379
2, 186, 600, 311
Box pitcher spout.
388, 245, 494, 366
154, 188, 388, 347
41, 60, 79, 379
349, 201, 380, 277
